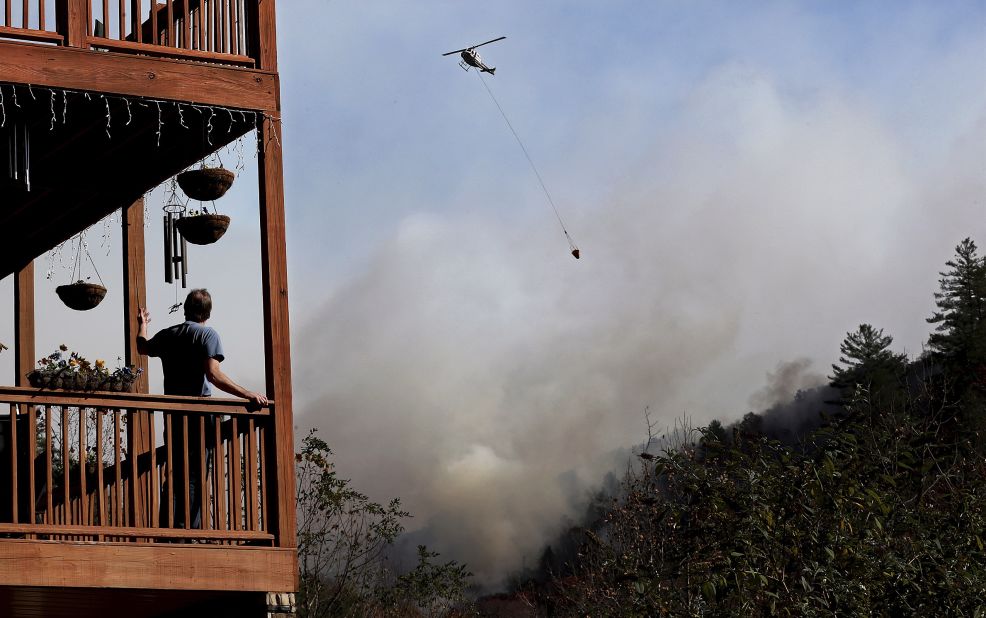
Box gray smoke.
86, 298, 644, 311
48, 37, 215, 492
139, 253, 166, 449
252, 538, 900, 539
292, 63, 984, 586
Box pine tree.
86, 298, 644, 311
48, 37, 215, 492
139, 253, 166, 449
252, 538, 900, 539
829, 324, 907, 405
927, 238, 986, 371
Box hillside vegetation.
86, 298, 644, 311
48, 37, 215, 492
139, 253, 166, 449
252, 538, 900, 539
515, 238, 986, 617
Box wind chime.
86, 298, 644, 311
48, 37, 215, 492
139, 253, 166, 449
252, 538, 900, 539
163, 202, 188, 288
4, 119, 30, 192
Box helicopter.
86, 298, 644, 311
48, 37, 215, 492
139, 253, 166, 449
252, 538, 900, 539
442, 36, 506, 75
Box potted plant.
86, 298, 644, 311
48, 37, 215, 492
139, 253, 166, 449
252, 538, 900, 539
55, 280, 107, 311
175, 207, 231, 245
26, 346, 142, 392
177, 166, 235, 201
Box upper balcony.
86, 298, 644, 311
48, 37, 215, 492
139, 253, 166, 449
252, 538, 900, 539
0, 0, 281, 279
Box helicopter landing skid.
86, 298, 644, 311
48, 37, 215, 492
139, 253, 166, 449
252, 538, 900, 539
458, 60, 471, 72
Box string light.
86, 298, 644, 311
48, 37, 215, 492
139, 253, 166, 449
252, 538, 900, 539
49, 90, 55, 131
27, 84, 35, 100
11, 84, 19, 108
0, 85, 6, 128
102, 95, 112, 139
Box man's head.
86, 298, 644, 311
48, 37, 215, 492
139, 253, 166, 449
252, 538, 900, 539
184, 288, 212, 323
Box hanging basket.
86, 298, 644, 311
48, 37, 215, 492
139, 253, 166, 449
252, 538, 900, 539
55, 282, 107, 311
176, 214, 231, 245
177, 167, 235, 201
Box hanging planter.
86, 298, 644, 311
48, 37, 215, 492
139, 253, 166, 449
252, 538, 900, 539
177, 167, 235, 201
56, 281, 107, 311
56, 232, 108, 311
176, 213, 231, 245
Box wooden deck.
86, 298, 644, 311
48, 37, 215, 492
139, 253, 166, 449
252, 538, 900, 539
1, 1, 295, 611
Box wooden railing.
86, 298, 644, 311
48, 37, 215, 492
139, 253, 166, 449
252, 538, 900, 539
0, 1, 61, 44
0, 386, 276, 545
0, 0, 258, 66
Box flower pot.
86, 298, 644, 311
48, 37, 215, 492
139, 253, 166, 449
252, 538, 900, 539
27, 370, 45, 388
177, 167, 235, 201
56, 282, 107, 311
175, 214, 231, 245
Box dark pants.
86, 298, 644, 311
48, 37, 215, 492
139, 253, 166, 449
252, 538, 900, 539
161, 413, 214, 529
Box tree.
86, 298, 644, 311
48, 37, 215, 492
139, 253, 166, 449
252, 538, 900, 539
829, 324, 907, 406
927, 238, 986, 374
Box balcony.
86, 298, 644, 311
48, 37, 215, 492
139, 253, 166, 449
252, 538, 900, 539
0, 387, 296, 591
0, 0, 280, 279
0, 1, 294, 614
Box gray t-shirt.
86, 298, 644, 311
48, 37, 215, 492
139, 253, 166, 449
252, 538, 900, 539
146, 321, 225, 396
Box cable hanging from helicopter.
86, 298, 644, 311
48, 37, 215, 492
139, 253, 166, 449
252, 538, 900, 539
443, 37, 581, 260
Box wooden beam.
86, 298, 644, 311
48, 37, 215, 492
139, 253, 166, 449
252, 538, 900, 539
0, 540, 297, 591
0, 39, 279, 113
258, 111, 295, 553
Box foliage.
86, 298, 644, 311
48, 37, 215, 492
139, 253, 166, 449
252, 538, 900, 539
515, 238, 986, 616
296, 430, 474, 618
927, 238, 986, 371
829, 324, 907, 406
539, 390, 986, 616
27, 345, 141, 392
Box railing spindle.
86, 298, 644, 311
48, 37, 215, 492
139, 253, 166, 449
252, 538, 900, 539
96, 409, 105, 526
131, 0, 140, 43
45, 408, 53, 524
181, 415, 190, 529
60, 407, 69, 525
37, 0, 43, 30
198, 415, 208, 529
149, 0, 157, 44
164, 413, 173, 528
27, 405, 36, 531
165, 0, 172, 46
114, 409, 122, 526
21, 0, 27, 28
118, 0, 124, 39
101, 0, 109, 37
79, 408, 88, 525
247, 418, 258, 530
9, 404, 18, 523
149, 411, 157, 529
258, 423, 266, 531
229, 416, 240, 530
180, 0, 188, 49
5, 1, 12, 28
214, 415, 225, 531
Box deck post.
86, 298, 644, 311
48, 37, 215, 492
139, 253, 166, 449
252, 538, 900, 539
252, 0, 295, 553
11, 260, 35, 524
123, 198, 152, 527
56, 0, 90, 48
14, 261, 34, 389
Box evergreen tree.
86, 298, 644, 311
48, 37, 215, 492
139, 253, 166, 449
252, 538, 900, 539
829, 324, 907, 405
927, 238, 986, 372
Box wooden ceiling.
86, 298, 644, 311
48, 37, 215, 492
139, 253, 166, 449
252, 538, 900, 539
0, 89, 255, 279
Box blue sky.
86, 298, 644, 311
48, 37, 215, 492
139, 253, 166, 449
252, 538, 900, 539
2, 0, 984, 585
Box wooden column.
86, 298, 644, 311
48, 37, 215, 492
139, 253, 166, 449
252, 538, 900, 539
122, 198, 151, 527
55, 0, 90, 48
14, 261, 34, 388
253, 0, 295, 551
122, 198, 149, 394
11, 260, 35, 524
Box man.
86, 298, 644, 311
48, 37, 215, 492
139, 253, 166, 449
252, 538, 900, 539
137, 288, 267, 529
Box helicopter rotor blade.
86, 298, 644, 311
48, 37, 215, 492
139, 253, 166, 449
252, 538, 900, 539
442, 48, 469, 56
470, 36, 506, 50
